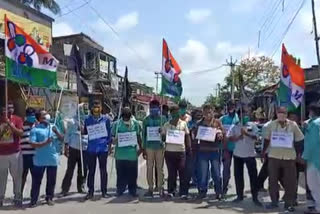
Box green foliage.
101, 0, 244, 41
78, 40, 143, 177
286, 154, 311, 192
21, 0, 61, 14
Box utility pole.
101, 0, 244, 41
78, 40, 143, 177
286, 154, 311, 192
225, 56, 237, 100
154, 72, 161, 94
311, 0, 320, 77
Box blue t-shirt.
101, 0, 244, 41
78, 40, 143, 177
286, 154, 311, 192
84, 115, 112, 154
220, 113, 239, 151
30, 123, 60, 166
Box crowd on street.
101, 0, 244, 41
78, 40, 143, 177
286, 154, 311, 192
0, 99, 320, 214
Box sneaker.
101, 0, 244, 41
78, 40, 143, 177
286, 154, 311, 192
167, 193, 174, 198
180, 195, 188, 200
265, 202, 279, 209
144, 191, 153, 198
232, 197, 243, 203
196, 192, 207, 200
46, 199, 55, 206
84, 193, 94, 200
13, 199, 22, 208
285, 206, 295, 213
102, 193, 111, 198
28, 202, 37, 208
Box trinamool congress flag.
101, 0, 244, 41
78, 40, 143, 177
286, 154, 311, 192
161, 39, 182, 98
278, 44, 305, 110
5, 16, 58, 88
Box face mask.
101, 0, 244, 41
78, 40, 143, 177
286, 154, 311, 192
171, 112, 180, 120
122, 112, 132, 120
150, 107, 160, 116
277, 113, 287, 122
243, 116, 250, 124
92, 107, 101, 116
26, 115, 36, 124
179, 108, 187, 116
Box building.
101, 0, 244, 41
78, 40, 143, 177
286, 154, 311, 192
0, 0, 55, 116
51, 33, 120, 112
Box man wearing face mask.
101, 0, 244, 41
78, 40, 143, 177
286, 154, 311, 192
142, 100, 167, 197
83, 100, 112, 200
21, 108, 37, 198
227, 110, 262, 206
0, 103, 24, 207
61, 103, 89, 196
264, 106, 304, 212
112, 107, 143, 197
302, 103, 320, 214
161, 105, 192, 200
220, 100, 239, 195
29, 110, 64, 207
195, 104, 223, 200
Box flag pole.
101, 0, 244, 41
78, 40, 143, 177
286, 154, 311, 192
4, 14, 8, 118
54, 70, 68, 125
77, 101, 85, 177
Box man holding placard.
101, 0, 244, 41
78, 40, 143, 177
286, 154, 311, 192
83, 100, 112, 200
264, 106, 304, 212
227, 111, 262, 206
142, 100, 167, 197
112, 107, 143, 197
220, 100, 239, 195
161, 105, 191, 200
194, 104, 223, 200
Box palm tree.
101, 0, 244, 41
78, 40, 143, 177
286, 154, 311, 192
20, 0, 61, 15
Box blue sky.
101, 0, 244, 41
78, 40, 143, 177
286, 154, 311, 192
44, 0, 318, 106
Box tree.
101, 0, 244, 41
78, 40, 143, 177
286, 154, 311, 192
204, 94, 224, 107
20, 0, 61, 14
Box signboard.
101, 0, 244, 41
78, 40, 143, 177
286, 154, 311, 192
270, 131, 294, 148
60, 95, 78, 119
166, 130, 185, 145
87, 123, 108, 140
110, 73, 119, 90
100, 59, 109, 73
0, 9, 52, 50
118, 132, 138, 147
147, 126, 161, 141
27, 95, 45, 109
196, 126, 216, 142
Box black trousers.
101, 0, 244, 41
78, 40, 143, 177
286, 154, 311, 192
116, 160, 138, 195
87, 152, 108, 195
165, 151, 188, 196
61, 147, 88, 193
233, 156, 258, 200
31, 166, 57, 203
22, 154, 34, 195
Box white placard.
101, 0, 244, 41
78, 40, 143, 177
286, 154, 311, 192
147, 126, 161, 141
166, 130, 185, 145
118, 132, 138, 147
87, 123, 108, 140
196, 126, 216, 142
270, 131, 294, 148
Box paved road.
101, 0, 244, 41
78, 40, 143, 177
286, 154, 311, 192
0, 156, 308, 214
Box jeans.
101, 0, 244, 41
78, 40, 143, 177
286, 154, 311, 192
165, 151, 188, 195
0, 152, 22, 201
116, 160, 138, 195
61, 147, 87, 193
223, 150, 233, 194
197, 151, 222, 194
87, 152, 108, 195
22, 154, 34, 196
31, 166, 57, 203
233, 156, 258, 199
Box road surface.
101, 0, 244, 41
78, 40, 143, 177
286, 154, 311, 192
0, 156, 308, 214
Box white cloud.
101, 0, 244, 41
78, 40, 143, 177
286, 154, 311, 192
52, 22, 75, 37
114, 12, 139, 31
185, 9, 212, 24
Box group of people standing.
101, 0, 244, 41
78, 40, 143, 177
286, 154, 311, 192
0, 98, 319, 214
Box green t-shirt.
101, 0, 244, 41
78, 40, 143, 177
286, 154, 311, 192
112, 119, 141, 161
142, 115, 167, 150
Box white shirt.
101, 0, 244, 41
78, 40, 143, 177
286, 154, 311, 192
227, 122, 258, 158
